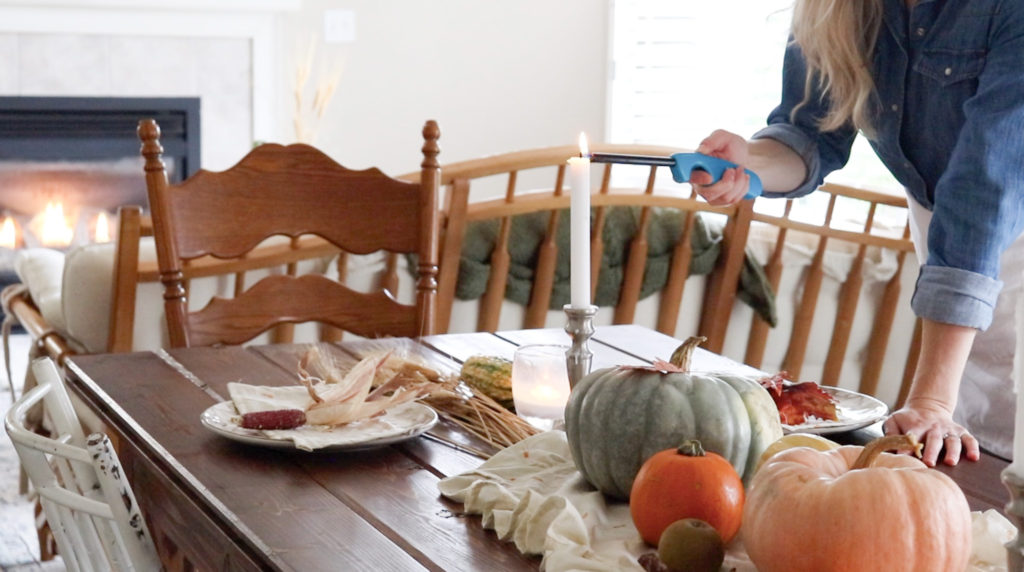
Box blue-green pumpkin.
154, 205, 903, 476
564, 337, 782, 500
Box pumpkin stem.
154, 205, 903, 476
669, 336, 707, 372
851, 434, 923, 470
677, 440, 706, 457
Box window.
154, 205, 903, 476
608, 0, 902, 197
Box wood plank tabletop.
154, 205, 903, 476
63, 325, 1011, 571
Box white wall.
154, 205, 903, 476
277, 1, 609, 174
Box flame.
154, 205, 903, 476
94, 211, 111, 243
40, 202, 74, 247
0, 217, 16, 249
578, 132, 589, 157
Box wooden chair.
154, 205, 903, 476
139, 118, 442, 347
729, 182, 921, 406
5, 357, 160, 571
108, 205, 359, 349
425, 143, 755, 352
2, 204, 337, 362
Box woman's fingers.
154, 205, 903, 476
921, 428, 947, 467
963, 432, 981, 461
697, 129, 745, 159
940, 432, 964, 467
884, 409, 977, 466
691, 129, 752, 206
692, 167, 749, 205
880, 411, 974, 466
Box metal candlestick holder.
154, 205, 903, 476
1003, 467, 1024, 569
563, 304, 597, 389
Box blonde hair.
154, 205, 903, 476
790, 0, 883, 136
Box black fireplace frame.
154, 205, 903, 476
0, 96, 201, 181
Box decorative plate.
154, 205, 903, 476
200, 400, 438, 452
782, 386, 889, 435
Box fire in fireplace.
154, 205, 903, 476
0, 96, 200, 253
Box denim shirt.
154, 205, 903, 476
752, 0, 1024, 330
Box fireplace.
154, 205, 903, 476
0, 96, 200, 253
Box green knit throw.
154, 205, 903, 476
454, 206, 776, 326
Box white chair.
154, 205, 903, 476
4, 358, 160, 572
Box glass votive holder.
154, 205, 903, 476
511, 343, 571, 431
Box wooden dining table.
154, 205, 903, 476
63, 324, 1011, 571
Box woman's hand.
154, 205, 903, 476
884, 319, 980, 467
691, 129, 752, 205
690, 129, 807, 201
883, 401, 980, 467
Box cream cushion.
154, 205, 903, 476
14, 248, 69, 337
15, 242, 152, 353
14, 238, 396, 354
62, 241, 123, 353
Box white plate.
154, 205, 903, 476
200, 401, 438, 452
781, 386, 888, 435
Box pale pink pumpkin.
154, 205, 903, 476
743, 435, 972, 572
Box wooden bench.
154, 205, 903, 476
407, 149, 919, 406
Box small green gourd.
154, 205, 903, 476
460, 355, 514, 409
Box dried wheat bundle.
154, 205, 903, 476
375, 353, 541, 451
423, 382, 541, 451
292, 36, 342, 144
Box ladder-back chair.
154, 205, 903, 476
5, 357, 160, 571
429, 143, 755, 351
139, 118, 442, 347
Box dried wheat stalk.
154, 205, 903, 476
292, 36, 343, 144
423, 382, 541, 450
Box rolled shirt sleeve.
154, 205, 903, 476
912, 267, 1002, 330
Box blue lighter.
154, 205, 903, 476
589, 151, 762, 200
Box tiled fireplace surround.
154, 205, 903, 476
0, 0, 297, 173
0, 1, 298, 245
0, 0, 296, 292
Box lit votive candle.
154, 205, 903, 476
0, 216, 17, 249
511, 343, 572, 431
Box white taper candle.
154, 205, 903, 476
568, 132, 591, 309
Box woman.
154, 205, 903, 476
691, 0, 1024, 466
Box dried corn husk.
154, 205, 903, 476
298, 348, 437, 426
298, 346, 540, 454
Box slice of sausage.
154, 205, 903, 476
239, 409, 306, 430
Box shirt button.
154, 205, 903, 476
891, 104, 899, 112
945, 67, 953, 76
916, 27, 926, 37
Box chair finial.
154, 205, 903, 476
422, 120, 440, 170
137, 119, 165, 173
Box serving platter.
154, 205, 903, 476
781, 386, 888, 435
201, 400, 438, 452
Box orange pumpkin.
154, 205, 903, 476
630, 440, 744, 546
743, 435, 972, 572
